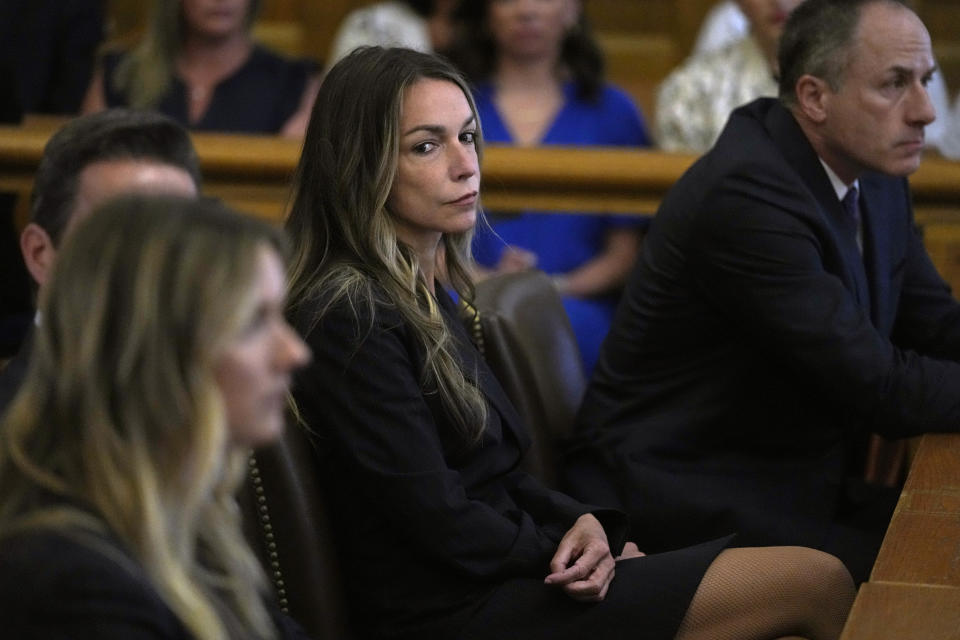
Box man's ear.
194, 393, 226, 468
795, 74, 830, 124
20, 223, 56, 288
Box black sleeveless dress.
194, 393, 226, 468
102, 45, 315, 134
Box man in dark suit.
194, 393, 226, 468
564, 0, 957, 582
0, 109, 201, 415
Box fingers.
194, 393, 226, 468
545, 538, 614, 594
497, 246, 538, 272
561, 554, 616, 602
616, 541, 646, 560
545, 514, 615, 601
546, 514, 610, 582
548, 538, 575, 577
546, 533, 608, 584
545, 546, 591, 584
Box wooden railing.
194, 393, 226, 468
2, 120, 960, 637
840, 432, 960, 639
2, 121, 959, 217
4, 120, 960, 289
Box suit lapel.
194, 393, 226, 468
435, 289, 530, 449
762, 100, 871, 313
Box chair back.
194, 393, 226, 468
238, 425, 353, 639
464, 270, 587, 487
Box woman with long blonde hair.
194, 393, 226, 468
286, 46, 855, 640
0, 195, 310, 639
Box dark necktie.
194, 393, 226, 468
840, 185, 861, 252
838, 185, 869, 309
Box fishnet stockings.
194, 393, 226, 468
674, 546, 855, 640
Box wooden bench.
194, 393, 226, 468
841, 433, 960, 639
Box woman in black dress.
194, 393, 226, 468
286, 45, 855, 640
83, 0, 319, 136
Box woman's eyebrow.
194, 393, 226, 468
402, 114, 476, 137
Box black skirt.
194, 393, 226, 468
458, 536, 733, 640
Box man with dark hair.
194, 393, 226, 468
0, 109, 201, 413
566, 0, 955, 581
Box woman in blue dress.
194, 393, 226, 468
450, 0, 651, 373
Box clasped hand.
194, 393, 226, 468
543, 514, 645, 602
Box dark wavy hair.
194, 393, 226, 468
31, 108, 200, 246
447, 0, 606, 101
285, 46, 488, 443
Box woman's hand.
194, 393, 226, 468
495, 246, 537, 273
544, 514, 616, 602
617, 541, 646, 560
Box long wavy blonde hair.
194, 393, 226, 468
0, 195, 284, 640
286, 46, 488, 443
113, 0, 262, 109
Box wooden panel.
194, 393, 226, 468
674, 0, 720, 57
903, 1, 960, 93
599, 33, 680, 121
251, 20, 306, 58
840, 582, 960, 640
844, 432, 960, 637
584, 0, 714, 56
104, 0, 146, 42
2, 125, 960, 216
260, 0, 300, 21
5, 123, 960, 288
299, 0, 373, 64
871, 511, 960, 585
903, 433, 960, 494
585, 0, 673, 35
898, 489, 960, 515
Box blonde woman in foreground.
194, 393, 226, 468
0, 195, 311, 639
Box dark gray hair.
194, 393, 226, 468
778, 0, 910, 106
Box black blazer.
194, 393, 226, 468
0, 525, 309, 639
567, 98, 960, 561
0, 0, 103, 115
291, 286, 626, 640
0, 528, 193, 639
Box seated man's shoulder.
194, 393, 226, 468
663, 129, 809, 231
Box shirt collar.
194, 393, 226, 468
818, 157, 859, 202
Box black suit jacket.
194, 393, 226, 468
567, 98, 960, 568
0, 0, 103, 115
0, 525, 309, 639
0, 528, 192, 639
291, 286, 626, 640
